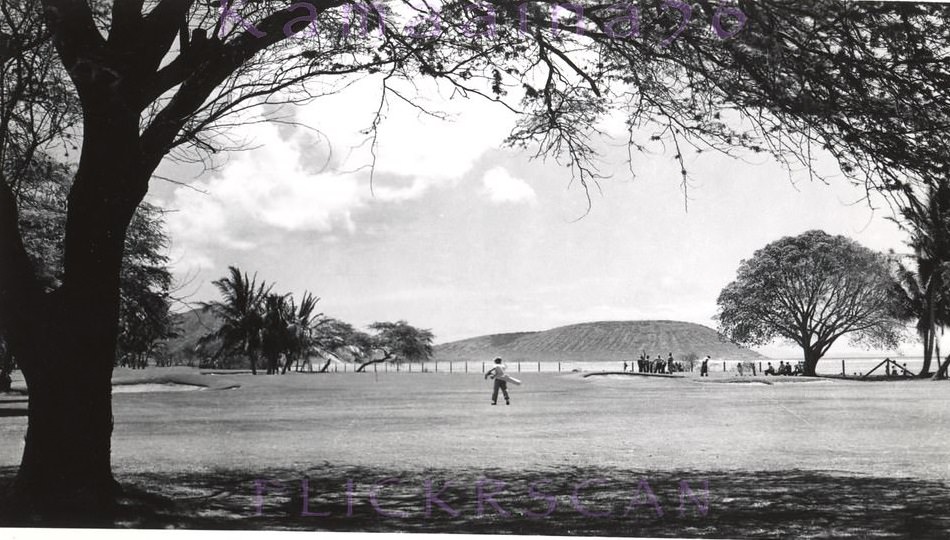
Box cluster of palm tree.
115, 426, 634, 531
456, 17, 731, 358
199, 266, 434, 374
892, 179, 950, 379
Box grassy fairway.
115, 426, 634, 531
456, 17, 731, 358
1, 368, 949, 536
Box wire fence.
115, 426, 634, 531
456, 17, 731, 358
313, 357, 928, 377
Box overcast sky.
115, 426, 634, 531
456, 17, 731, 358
148, 74, 914, 357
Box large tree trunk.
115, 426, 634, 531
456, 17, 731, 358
2, 110, 148, 521
12, 318, 118, 523
244, 342, 258, 375
8, 258, 125, 522
802, 347, 821, 377
919, 340, 933, 377
918, 319, 935, 378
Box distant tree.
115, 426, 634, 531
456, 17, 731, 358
116, 204, 176, 368
200, 267, 270, 374
717, 231, 907, 377
682, 352, 699, 372
892, 261, 950, 379
0, 0, 77, 398
280, 292, 325, 374
305, 317, 359, 373
311, 327, 377, 373
201, 280, 342, 374
13, 160, 175, 369
260, 292, 294, 375
891, 179, 950, 379
345, 330, 377, 361
356, 321, 434, 372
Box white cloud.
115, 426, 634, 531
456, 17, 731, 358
164, 119, 368, 271
293, 75, 517, 186
481, 167, 536, 204
163, 79, 521, 274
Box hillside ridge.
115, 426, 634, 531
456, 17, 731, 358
434, 320, 763, 362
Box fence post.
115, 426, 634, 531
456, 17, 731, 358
482, 361, 485, 373
558, 362, 561, 372
450, 362, 453, 373
435, 360, 438, 373
465, 361, 468, 373
518, 361, 521, 373
723, 362, 726, 372
538, 361, 541, 372
841, 359, 845, 376
409, 363, 412, 373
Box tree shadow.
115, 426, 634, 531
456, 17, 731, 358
0, 408, 27, 417
1, 465, 949, 538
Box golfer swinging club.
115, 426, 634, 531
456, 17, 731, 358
485, 357, 521, 405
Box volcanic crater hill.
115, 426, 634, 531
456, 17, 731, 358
433, 320, 764, 363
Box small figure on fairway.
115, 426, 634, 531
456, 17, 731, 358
623, 361, 628, 372
485, 357, 521, 405
700, 355, 710, 377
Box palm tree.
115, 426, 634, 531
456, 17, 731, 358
261, 292, 294, 375
893, 179, 950, 379
893, 259, 949, 377
280, 292, 328, 373
200, 266, 270, 374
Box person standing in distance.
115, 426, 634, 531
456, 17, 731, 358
485, 357, 519, 405
700, 355, 710, 377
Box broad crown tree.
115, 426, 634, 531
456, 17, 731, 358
716, 230, 907, 376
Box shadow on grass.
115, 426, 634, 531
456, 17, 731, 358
0, 408, 27, 417
1, 465, 949, 538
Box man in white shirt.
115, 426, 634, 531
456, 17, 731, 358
485, 357, 512, 405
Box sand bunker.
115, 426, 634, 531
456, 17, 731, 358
112, 383, 206, 393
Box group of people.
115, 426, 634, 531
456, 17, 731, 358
763, 360, 804, 376
624, 353, 690, 375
